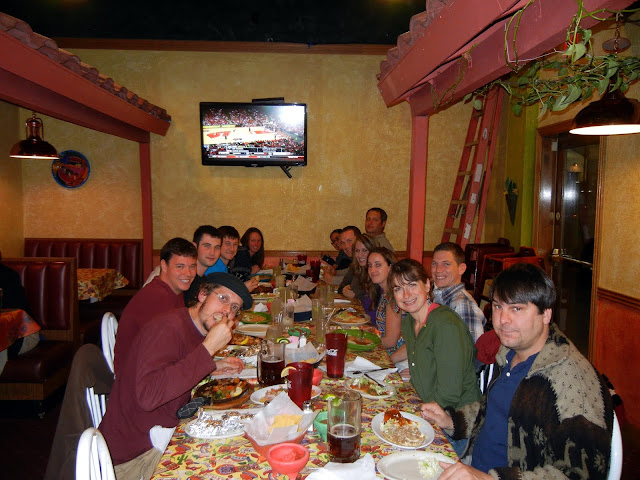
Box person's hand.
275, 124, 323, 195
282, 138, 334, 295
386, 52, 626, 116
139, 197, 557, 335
420, 402, 453, 430
214, 357, 245, 375
202, 316, 234, 356
323, 270, 335, 284
342, 285, 356, 299
437, 461, 492, 480
245, 277, 259, 292
251, 265, 261, 274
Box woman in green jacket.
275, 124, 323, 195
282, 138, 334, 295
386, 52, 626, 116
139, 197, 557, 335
389, 258, 480, 410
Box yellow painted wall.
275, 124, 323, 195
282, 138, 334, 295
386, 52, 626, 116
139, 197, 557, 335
0, 102, 23, 257
17, 48, 469, 253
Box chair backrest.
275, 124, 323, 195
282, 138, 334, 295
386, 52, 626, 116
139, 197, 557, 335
85, 387, 107, 428
609, 411, 623, 480
76, 427, 116, 480
101, 312, 118, 374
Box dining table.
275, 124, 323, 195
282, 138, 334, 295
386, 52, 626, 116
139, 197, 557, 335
149, 297, 458, 480
77, 268, 129, 302
0, 308, 41, 352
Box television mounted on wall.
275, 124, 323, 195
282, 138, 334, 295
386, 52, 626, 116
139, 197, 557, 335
200, 101, 307, 167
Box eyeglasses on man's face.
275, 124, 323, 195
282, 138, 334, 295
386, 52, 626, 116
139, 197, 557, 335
214, 292, 242, 314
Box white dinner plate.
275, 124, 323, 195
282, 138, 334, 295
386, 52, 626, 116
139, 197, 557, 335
376, 451, 455, 480
250, 384, 322, 405
346, 378, 395, 400
371, 411, 435, 449
235, 324, 269, 337
334, 298, 351, 304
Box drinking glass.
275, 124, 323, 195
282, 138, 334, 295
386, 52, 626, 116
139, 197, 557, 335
258, 340, 286, 386
288, 285, 299, 300
327, 388, 362, 463
287, 362, 313, 408
325, 332, 347, 378
270, 297, 283, 324
275, 275, 285, 289
281, 302, 295, 330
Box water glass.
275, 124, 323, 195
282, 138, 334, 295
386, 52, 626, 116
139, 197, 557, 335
281, 302, 295, 330
327, 388, 362, 463
270, 297, 283, 324
275, 275, 286, 289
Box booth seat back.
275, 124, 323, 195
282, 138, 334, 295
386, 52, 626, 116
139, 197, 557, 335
24, 238, 143, 290
3, 257, 79, 344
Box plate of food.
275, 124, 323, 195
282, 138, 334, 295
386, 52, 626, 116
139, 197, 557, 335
252, 292, 278, 302
347, 377, 395, 399
215, 344, 260, 359
334, 328, 381, 351
240, 311, 271, 324
194, 378, 251, 405
331, 311, 370, 327
185, 409, 258, 440
250, 384, 322, 405
371, 409, 434, 449
230, 332, 263, 345
235, 324, 269, 337
376, 451, 455, 480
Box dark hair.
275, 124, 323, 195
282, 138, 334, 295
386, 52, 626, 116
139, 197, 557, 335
218, 225, 240, 240
240, 227, 265, 267
341, 225, 361, 237
490, 263, 556, 314
433, 242, 465, 265
388, 258, 429, 289
366, 247, 397, 305
192, 225, 221, 245
348, 233, 379, 294
367, 207, 388, 224
330, 228, 343, 237
160, 237, 197, 263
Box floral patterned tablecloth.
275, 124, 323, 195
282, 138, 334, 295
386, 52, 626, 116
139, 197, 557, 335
77, 268, 129, 301
150, 337, 458, 479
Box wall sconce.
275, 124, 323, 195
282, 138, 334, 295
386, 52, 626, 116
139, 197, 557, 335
9, 112, 59, 159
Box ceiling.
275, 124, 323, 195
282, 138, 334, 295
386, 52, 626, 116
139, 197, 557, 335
0, 0, 428, 45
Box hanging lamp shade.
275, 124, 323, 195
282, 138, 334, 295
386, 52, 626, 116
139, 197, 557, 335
570, 88, 640, 136
9, 112, 59, 159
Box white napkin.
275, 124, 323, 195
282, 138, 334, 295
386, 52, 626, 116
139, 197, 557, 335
306, 453, 378, 480
257, 269, 273, 275
292, 276, 317, 291
294, 294, 313, 313
253, 302, 269, 313
344, 357, 397, 383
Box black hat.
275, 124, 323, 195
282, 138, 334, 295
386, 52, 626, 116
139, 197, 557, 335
205, 272, 253, 310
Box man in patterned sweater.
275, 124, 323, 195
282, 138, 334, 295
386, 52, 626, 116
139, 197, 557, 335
421, 263, 613, 479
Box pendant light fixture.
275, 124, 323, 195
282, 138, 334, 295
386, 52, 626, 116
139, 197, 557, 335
9, 112, 59, 159
570, 14, 640, 136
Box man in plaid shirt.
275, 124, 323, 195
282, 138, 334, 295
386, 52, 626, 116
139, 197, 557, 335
431, 242, 485, 343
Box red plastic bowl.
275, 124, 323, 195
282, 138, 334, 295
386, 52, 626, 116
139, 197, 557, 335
266, 443, 310, 478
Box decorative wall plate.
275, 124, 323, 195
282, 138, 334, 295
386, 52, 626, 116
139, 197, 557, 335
52, 150, 90, 188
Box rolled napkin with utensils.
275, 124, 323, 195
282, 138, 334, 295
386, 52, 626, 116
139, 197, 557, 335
344, 357, 397, 383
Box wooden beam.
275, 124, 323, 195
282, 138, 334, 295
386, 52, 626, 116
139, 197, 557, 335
139, 142, 153, 276
378, 0, 523, 106
380, 0, 635, 113
0, 31, 170, 138
407, 115, 429, 262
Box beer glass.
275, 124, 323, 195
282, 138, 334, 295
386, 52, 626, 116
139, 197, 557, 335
327, 388, 362, 463
257, 340, 285, 386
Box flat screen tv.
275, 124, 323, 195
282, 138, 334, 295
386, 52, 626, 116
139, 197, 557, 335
200, 101, 307, 167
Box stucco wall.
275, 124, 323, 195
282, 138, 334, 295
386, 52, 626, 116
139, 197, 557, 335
17, 48, 469, 252
0, 102, 23, 257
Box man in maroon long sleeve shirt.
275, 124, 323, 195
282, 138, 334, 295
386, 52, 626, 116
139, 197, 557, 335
100, 273, 253, 480
113, 238, 197, 376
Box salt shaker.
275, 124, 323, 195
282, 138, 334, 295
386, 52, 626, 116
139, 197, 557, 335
302, 400, 314, 432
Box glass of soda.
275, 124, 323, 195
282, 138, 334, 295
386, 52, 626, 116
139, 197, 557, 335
327, 388, 362, 463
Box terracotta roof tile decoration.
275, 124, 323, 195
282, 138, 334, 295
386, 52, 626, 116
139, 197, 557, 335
0, 12, 171, 123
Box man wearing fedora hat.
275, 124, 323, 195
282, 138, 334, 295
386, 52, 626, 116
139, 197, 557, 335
100, 273, 253, 480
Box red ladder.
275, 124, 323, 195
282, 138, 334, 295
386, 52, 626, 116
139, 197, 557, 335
441, 86, 504, 249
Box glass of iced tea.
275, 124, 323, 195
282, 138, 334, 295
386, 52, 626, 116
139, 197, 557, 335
257, 340, 285, 387
327, 388, 362, 463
